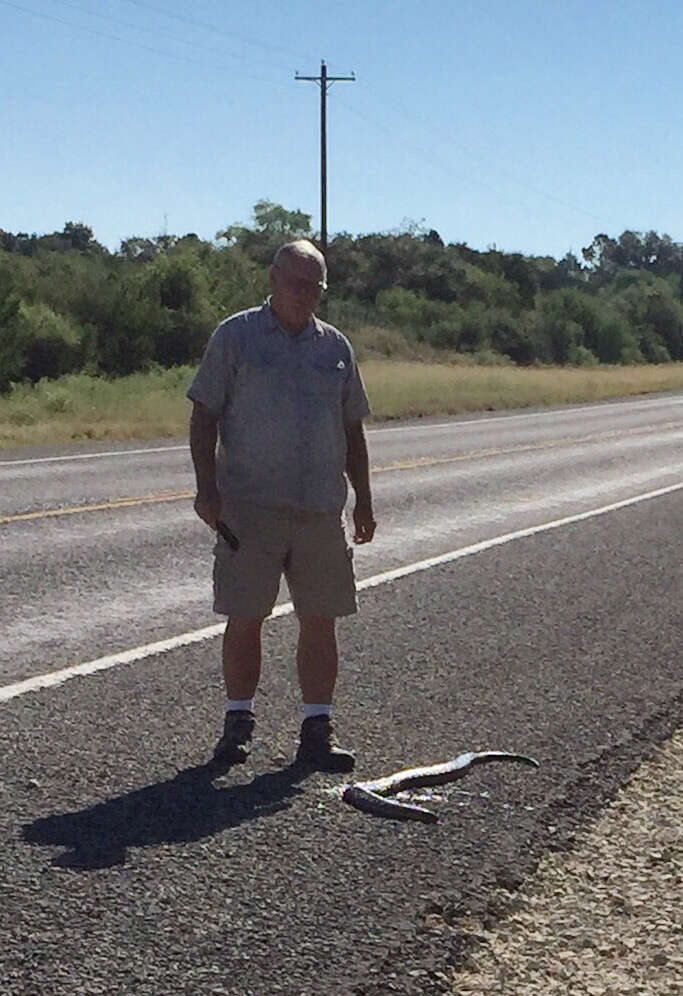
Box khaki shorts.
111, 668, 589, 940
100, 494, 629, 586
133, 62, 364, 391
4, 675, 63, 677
213, 502, 357, 618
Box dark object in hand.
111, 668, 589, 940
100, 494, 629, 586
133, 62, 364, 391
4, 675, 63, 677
217, 521, 239, 551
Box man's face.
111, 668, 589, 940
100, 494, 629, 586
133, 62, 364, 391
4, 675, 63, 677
269, 254, 327, 331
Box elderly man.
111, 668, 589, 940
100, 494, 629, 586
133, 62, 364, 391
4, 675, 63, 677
187, 239, 375, 772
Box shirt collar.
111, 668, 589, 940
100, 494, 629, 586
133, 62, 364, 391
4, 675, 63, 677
263, 298, 321, 340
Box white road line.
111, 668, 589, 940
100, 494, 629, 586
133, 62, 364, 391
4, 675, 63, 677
370, 396, 683, 434
0, 444, 188, 467
1, 396, 681, 466
1, 480, 681, 704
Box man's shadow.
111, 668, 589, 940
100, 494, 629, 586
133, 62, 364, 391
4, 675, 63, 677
22, 760, 311, 870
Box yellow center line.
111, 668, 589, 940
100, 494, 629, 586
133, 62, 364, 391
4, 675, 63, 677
376, 421, 682, 472
1, 422, 680, 525
0, 491, 194, 525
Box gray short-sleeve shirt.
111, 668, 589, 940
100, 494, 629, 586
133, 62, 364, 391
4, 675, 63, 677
187, 301, 370, 513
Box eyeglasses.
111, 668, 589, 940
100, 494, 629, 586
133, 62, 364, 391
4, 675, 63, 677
273, 265, 328, 294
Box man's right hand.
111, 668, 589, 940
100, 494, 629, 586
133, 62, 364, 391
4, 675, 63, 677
194, 488, 221, 530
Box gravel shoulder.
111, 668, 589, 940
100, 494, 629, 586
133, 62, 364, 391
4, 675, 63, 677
451, 728, 683, 995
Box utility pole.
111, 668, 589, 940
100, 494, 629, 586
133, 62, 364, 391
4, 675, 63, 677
295, 60, 355, 256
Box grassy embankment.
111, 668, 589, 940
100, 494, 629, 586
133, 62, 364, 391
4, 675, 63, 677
1, 326, 682, 448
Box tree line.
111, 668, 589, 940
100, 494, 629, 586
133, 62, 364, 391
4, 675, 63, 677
1, 199, 682, 391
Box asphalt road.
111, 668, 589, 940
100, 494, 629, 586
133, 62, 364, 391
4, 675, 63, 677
1, 393, 681, 685
1, 393, 682, 995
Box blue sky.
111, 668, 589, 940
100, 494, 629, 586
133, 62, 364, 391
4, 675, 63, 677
3, 0, 683, 259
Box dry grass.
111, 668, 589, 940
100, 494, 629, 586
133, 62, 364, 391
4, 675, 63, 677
1, 361, 682, 449
0, 367, 192, 448
363, 360, 683, 419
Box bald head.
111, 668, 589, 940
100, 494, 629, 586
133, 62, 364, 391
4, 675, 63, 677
273, 239, 326, 274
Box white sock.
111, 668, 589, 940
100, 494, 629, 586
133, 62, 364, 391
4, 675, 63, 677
227, 699, 254, 713
303, 703, 331, 720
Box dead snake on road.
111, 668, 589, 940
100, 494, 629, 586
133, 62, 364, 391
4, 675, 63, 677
342, 750, 539, 823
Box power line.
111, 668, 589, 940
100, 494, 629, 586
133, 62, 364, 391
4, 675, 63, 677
335, 88, 613, 232
119, 0, 312, 63
333, 94, 546, 231
1, 0, 297, 90
45, 0, 293, 73
362, 81, 620, 229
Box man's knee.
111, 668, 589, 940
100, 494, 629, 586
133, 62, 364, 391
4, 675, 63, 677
298, 615, 336, 635
226, 617, 265, 637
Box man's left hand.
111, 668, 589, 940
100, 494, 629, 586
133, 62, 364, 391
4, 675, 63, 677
353, 504, 376, 544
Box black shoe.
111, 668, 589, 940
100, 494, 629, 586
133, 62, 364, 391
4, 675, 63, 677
295, 716, 355, 773
213, 710, 255, 765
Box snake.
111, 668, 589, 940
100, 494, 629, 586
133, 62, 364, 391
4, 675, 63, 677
342, 750, 539, 824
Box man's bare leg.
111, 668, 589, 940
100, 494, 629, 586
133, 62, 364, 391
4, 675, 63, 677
214, 617, 263, 764
296, 615, 337, 704
223, 617, 264, 699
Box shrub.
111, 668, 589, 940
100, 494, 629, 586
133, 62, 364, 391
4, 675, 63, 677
456, 302, 491, 352
43, 386, 75, 414
489, 312, 536, 364
472, 349, 514, 366
375, 286, 447, 330
425, 319, 462, 349
593, 319, 635, 364
647, 342, 672, 364
0, 298, 24, 391
571, 345, 599, 367
620, 344, 645, 364
16, 302, 83, 382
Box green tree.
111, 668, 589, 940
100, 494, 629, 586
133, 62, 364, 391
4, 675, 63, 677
0, 263, 24, 389
118, 236, 161, 263
15, 302, 84, 381
375, 287, 448, 330
61, 221, 104, 253
610, 272, 683, 361
218, 200, 314, 266
144, 253, 214, 365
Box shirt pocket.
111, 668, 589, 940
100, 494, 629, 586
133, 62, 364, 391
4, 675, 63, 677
306, 359, 346, 402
